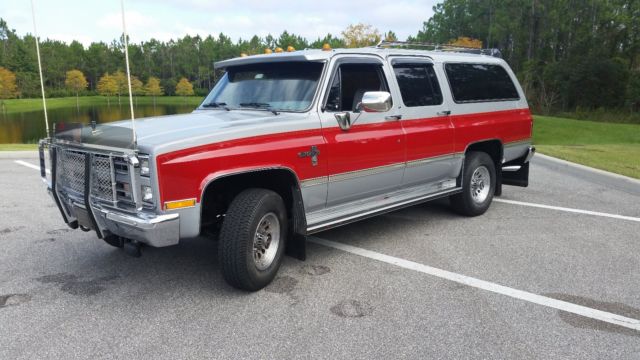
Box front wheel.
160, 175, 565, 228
450, 151, 496, 216
218, 188, 287, 291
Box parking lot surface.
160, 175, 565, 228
1, 155, 639, 359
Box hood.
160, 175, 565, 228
106, 109, 314, 155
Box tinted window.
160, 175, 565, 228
325, 63, 389, 112
445, 63, 519, 103
393, 64, 443, 107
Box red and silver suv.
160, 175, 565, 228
40, 44, 535, 291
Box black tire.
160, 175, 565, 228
450, 151, 496, 216
218, 188, 288, 291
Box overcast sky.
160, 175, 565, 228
2, 0, 438, 46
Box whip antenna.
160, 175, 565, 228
30, 0, 50, 139
120, 0, 136, 147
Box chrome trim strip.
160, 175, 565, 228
328, 163, 404, 183
504, 138, 532, 147
301, 177, 328, 188
406, 153, 461, 168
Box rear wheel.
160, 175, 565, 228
450, 151, 496, 216
218, 188, 287, 291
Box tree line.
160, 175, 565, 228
1, 2, 639, 117
0, 20, 389, 100
413, 0, 640, 114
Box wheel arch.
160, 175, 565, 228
461, 139, 504, 195
199, 167, 308, 257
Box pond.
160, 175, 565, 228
0, 103, 197, 143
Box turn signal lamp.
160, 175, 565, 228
164, 198, 196, 210
264, 48, 273, 54
287, 46, 295, 52
275, 47, 283, 53
322, 43, 331, 51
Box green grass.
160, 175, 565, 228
0, 144, 39, 151
0, 96, 203, 114
533, 115, 640, 179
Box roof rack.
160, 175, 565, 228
376, 40, 502, 58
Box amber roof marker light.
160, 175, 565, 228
287, 46, 295, 52
264, 48, 273, 54
322, 43, 332, 51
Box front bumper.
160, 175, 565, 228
94, 207, 180, 247
41, 141, 180, 247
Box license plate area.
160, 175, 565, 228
73, 205, 94, 230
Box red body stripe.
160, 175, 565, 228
156, 108, 533, 204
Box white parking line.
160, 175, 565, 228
309, 237, 640, 331
14, 160, 49, 174
495, 198, 640, 223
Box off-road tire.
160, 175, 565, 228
450, 151, 496, 216
218, 188, 287, 291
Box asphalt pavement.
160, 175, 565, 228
1, 154, 639, 359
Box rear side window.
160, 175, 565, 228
445, 63, 519, 103
393, 64, 443, 107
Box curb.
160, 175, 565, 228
0, 151, 39, 159
532, 153, 640, 195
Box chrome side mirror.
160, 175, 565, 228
359, 91, 392, 113
334, 112, 351, 131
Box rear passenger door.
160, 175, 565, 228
389, 57, 457, 188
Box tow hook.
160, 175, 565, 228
124, 240, 142, 258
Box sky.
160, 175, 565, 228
1, 0, 438, 47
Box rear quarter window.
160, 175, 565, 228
445, 63, 519, 103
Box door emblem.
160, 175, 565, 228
298, 146, 320, 166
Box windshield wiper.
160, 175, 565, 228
238, 102, 280, 115
202, 101, 230, 111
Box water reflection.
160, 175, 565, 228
0, 103, 196, 143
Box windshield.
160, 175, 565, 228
200, 61, 324, 112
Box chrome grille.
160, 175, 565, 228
55, 148, 130, 204
58, 149, 86, 195
91, 154, 114, 201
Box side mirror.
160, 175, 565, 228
359, 91, 392, 113
334, 112, 351, 131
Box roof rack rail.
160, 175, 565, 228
376, 40, 502, 58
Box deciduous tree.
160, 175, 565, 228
342, 23, 381, 48
144, 76, 163, 106
0, 66, 18, 99
175, 77, 194, 97
96, 73, 117, 106
64, 69, 88, 111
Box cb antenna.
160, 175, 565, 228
120, 0, 137, 148
30, 0, 50, 138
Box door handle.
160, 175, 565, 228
437, 110, 451, 116
385, 115, 402, 121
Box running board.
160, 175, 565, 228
307, 181, 461, 234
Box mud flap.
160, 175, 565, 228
502, 161, 530, 187
285, 184, 307, 261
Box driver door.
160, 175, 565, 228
319, 56, 405, 207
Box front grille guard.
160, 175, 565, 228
39, 138, 142, 236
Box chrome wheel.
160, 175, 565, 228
470, 166, 490, 203
253, 212, 280, 271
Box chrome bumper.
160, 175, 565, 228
525, 146, 536, 162
94, 208, 180, 247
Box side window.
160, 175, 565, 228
325, 63, 389, 112
393, 64, 443, 107
445, 63, 519, 103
